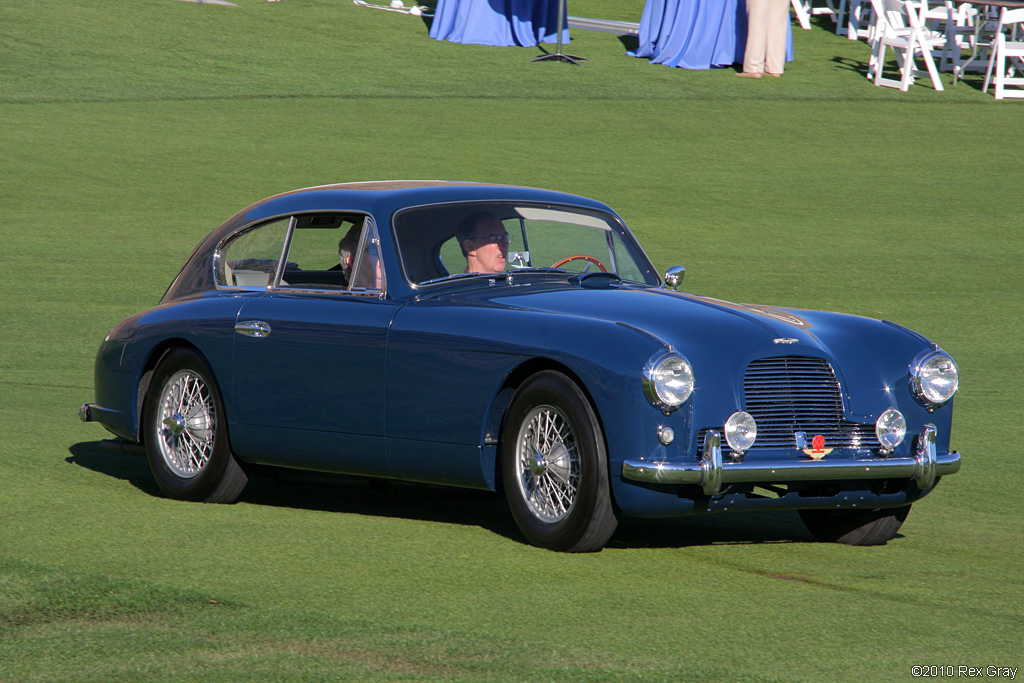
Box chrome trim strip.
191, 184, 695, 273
273, 215, 298, 288
621, 451, 960, 488
264, 286, 385, 299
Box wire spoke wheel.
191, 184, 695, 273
143, 349, 247, 503
501, 371, 618, 552
156, 370, 216, 478
516, 405, 580, 523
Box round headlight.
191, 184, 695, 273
643, 354, 694, 411
724, 411, 757, 455
910, 350, 959, 408
875, 408, 906, 452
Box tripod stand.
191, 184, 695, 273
530, 0, 586, 65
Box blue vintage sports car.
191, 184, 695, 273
80, 181, 961, 551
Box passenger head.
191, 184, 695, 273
457, 212, 509, 274
338, 224, 362, 281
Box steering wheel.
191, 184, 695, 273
551, 254, 608, 272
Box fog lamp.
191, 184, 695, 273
875, 408, 907, 453
724, 411, 757, 456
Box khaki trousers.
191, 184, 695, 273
744, 0, 789, 74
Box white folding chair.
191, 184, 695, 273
868, 0, 946, 90
920, 0, 977, 71
983, 7, 1024, 99
792, 0, 842, 30
840, 0, 874, 39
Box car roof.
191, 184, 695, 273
239, 181, 614, 224
161, 181, 622, 302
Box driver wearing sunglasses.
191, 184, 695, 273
457, 211, 511, 274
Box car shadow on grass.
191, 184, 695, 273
68, 441, 831, 549
609, 511, 820, 549
67, 441, 162, 497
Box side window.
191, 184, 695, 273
280, 214, 383, 292
218, 218, 289, 288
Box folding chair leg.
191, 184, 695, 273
837, 0, 850, 34
983, 40, 999, 93
899, 51, 915, 90
792, 0, 812, 29
920, 46, 945, 90
995, 46, 1006, 98
873, 42, 886, 85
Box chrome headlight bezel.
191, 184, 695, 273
909, 349, 959, 409
642, 352, 694, 412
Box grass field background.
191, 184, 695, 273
1, 1, 1022, 681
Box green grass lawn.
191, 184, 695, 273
1, 1, 1022, 681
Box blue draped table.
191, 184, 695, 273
630, 0, 793, 69
429, 0, 570, 47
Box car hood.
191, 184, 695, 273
460, 281, 933, 420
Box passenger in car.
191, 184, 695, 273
338, 225, 361, 284
457, 212, 509, 274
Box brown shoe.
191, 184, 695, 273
737, 72, 762, 78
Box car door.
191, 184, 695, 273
227, 213, 401, 478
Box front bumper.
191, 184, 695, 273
622, 424, 959, 496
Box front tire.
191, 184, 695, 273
501, 371, 618, 552
143, 348, 247, 503
799, 505, 911, 546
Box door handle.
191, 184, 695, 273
234, 320, 271, 338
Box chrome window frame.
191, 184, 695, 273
213, 211, 386, 299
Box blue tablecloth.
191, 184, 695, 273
630, 0, 793, 69
429, 0, 570, 47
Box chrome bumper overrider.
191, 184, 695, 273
621, 424, 960, 496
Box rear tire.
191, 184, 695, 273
799, 505, 911, 546
501, 371, 618, 552
143, 349, 247, 503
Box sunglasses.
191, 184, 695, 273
474, 233, 512, 246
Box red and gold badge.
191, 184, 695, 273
802, 434, 833, 460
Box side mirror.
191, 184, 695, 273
664, 266, 685, 291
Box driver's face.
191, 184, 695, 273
465, 216, 509, 274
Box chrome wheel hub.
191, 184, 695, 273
516, 405, 580, 523
156, 370, 216, 478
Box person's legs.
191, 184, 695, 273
765, 0, 789, 75
743, 0, 769, 75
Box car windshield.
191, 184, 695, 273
393, 203, 658, 286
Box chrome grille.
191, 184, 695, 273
703, 356, 878, 454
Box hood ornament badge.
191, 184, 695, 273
796, 432, 833, 459
773, 337, 799, 345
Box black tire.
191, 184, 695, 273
501, 371, 618, 552
143, 348, 247, 503
799, 505, 911, 546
